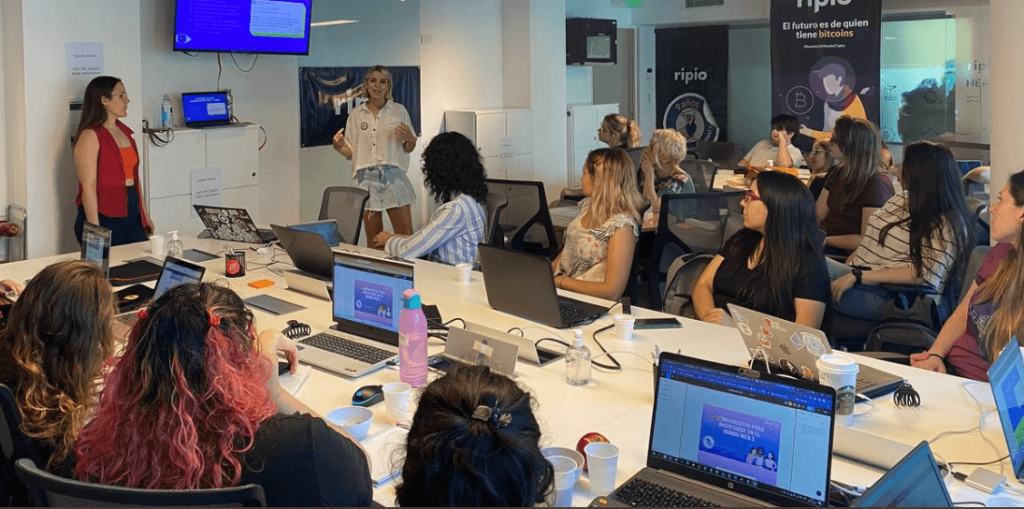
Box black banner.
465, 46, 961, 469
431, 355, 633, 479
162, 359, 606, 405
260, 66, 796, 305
299, 66, 421, 148
655, 25, 728, 142
771, 0, 881, 137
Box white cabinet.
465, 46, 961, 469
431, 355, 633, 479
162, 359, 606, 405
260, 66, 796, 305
143, 124, 260, 236
444, 109, 533, 181
566, 103, 619, 187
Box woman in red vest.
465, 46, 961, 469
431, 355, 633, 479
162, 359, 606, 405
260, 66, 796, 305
73, 76, 152, 246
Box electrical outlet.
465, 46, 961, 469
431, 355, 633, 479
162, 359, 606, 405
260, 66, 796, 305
421, 34, 433, 45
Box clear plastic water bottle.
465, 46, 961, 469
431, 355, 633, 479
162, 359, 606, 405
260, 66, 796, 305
160, 94, 173, 129
166, 230, 184, 258
399, 289, 428, 387
565, 328, 591, 386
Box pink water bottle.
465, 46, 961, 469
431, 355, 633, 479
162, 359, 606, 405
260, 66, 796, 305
399, 289, 428, 387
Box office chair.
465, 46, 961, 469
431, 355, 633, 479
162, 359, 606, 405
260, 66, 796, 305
15, 458, 267, 507
485, 192, 509, 247
680, 160, 719, 193
484, 179, 560, 259
318, 187, 370, 246
1, 383, 37, 507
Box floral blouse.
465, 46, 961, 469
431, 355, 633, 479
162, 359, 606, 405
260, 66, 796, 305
555, 198, 640, 283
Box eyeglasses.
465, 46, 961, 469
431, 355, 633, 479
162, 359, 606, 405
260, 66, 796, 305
743, 190, 762, 203
811, 149, 827, 156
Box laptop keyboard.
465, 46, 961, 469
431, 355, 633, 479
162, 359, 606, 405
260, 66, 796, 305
301, 333, 395, 364
560, 306, 591, 324
612, 478, 723, 508
117, 314, 139, 327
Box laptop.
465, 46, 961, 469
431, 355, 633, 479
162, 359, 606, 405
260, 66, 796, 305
428, 326, 520, 377
851, 441, 952, 507
293, 251, 414, 378
287, 219, 343, 247
727, 304, 905, 398
194, 205, 277, 244
181, 91, 232, 128
112, 256, 206, 337
271, 221, 340, 278
464, 321, 565, 366
987, 339, 1024, 481
80, 222, 111, 278
591, 352, 835, 507
477, 244, 608, 328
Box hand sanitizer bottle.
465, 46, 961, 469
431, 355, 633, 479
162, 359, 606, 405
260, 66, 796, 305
565, 328, 591, 386
167, 231, 184, 258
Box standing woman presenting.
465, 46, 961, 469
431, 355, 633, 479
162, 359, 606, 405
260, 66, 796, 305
73, 76, 153, 245
333, 65, 418, 244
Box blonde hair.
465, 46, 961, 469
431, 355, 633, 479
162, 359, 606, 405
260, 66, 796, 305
583, 148, 644, 228
976, 171, 1024, 361
601, 114, 641, 148
361, 65, 395, 102
649, 129, 688, 178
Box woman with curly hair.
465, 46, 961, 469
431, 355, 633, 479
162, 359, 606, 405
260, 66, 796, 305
395, 364, 553, 507
374, 131, 487, 265
0, 261, 115, 503
73, 283, 371, 506
553, 147, 644, 301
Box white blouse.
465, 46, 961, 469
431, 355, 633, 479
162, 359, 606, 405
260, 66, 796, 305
343, 100, 415, 177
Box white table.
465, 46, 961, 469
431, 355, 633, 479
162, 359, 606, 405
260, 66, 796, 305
712, 168, 812, 191
3, 235, 1021, 507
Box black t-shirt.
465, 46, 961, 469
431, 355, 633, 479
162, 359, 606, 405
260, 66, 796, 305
712, 229, 830, 323
240, 413, 372, 507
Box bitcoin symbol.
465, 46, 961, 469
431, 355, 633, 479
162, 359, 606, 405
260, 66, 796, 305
785, 86, 814, 115
794, 92, 807, 110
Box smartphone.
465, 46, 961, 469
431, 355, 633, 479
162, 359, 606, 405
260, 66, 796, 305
634, 318, 682, 330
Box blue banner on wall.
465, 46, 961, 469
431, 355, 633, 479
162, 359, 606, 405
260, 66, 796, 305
655, 25, 728, 142
771, 0, 881, 138
299, 66, 421, 148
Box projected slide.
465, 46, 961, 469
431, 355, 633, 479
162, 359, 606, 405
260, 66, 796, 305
697, 405, 782, 485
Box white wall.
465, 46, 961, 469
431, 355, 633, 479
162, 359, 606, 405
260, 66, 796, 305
140, 0, 300, 235
4, 0, 143, 257
566, 0, 633, 26
528, 0, 569, 201
727, 26, 771, 154
632, 0, 769, 25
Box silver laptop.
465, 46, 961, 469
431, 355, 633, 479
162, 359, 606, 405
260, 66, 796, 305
428, 327, 520, 377
112, 256, 206, 338
727, 304, 905, 398
464, 321, 564, 366
591, 352, 836, 507
294, 251, 414, 378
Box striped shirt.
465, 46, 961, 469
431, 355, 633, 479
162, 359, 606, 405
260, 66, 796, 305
846, 191, 957, 292
385, 193, 485, 266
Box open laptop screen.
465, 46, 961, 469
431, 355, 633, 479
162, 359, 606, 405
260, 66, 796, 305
851, 441, 952, 507
988, 340, 1024, 480
80, 222, 111, 277
332, 252, 414, 340
152, 256, 206, 301
289, 219, 342, 247
651, 354, 834, 507
181, 91, 231, 127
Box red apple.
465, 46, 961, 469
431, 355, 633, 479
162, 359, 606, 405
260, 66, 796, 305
576, 432, 609, 472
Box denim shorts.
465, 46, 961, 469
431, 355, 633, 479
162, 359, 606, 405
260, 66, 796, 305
354, 165, 417, 211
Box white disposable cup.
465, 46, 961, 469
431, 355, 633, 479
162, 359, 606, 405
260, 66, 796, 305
585, 442, 620, 496
382, 381, 412, 425
456, 263, 472, 284
149, 234, 165, 254
816, 353, 859, 426
612, 314, 636, 341
546, 455, 578, 507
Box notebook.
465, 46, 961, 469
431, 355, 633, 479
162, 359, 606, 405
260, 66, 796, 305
987, 339, 1024, 481
591, 352, 835, 507
477, 244, 607, 328
850, 441, 952, 507
181, 91, 232, 128
112, 256, 206, 337
194, 205, 277, 244
727, 304, 905, 398
80, 222, 111, 278
293, 251, 413, 378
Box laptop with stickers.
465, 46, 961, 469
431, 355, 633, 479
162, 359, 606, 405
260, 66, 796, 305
727, 304, 904, 399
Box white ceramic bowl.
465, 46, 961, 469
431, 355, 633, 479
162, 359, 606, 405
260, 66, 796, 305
326, 406, 373, 440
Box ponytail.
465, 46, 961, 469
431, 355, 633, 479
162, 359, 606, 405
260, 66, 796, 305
625, 119, 641, 148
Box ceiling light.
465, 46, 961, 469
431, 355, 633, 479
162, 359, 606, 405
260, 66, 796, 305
311, 20, 358, 27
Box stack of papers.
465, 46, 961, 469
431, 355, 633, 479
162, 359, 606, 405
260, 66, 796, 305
363, 425, 409, 487
278, 364, 312, 395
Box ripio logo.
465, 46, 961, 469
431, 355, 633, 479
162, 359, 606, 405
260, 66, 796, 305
674, 67, 708, 85
797, 0, 852, 14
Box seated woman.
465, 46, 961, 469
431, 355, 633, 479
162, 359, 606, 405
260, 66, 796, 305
692, 171, 830, 328
817, 116, 895, 253
807, 139, 839, 201
374, 131, 486, 265
395, 364, 553, 507
0, 261, 115, 487
910, 170, 1024, 382
74, 283, 371, 506
599, 113, 642, 150
553, 147, 644, 301
640, 129, 695, 220
829, 141, 974, 322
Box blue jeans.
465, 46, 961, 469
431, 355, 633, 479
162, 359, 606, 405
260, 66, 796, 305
826, 258, 893, 321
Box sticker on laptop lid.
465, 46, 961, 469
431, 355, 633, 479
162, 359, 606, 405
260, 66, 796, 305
738, 322, 753, 336
803, 334, 826, 357
790, 333, 805, 350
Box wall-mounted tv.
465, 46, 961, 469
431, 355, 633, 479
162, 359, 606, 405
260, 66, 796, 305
174, 0, 312, 55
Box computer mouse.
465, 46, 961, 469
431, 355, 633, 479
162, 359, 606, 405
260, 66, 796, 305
352, 384, 384, 407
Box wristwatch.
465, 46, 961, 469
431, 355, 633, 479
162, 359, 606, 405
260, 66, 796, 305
851, 267, 863, 285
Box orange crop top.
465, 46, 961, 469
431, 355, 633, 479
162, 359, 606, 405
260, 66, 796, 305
120, 147, 138, 181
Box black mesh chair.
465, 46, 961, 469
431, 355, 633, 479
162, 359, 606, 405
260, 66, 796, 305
15, 458, 266, 507
485, 192, 509, 247
680, 160, 719, 193
318, 187, 370, 246
484, 179, 559, 259
2, 383, 33, 507
646, 191, 745, 309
